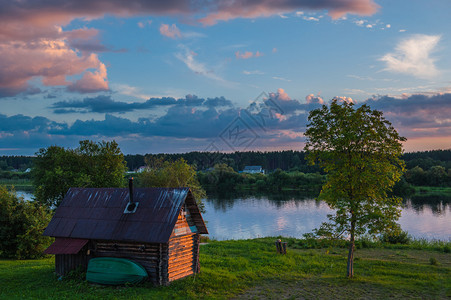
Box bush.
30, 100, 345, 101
380, 230, 411, 244
0, 186, 53, 259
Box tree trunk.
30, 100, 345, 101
347, 225, 355, 278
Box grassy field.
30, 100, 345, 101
1, 238, 450, 299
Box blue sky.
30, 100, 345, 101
1, 0, 450, 155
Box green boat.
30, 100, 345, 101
86, 257, 148, 285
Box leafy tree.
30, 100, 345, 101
33, 140, 127, 207
138, 157, 206, 211
304, 99, 406, 278
0, 186, 52, 259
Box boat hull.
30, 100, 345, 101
86, 257, 148, 285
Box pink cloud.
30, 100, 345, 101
159, 24, 181, 39
0, 39, 109, 96
198, 0, 379, 25
305, 93, 324, 104
67, 62, 109, 93
235, 51, 263, 59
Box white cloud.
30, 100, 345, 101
399, 29, 406, 32
272, 76, 291, 82
175, 45, 225, 82
380, 34, 441, 78
303, 16, 319, 22
243, 70, 264, 75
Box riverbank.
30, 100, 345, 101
1, 238, 450, 299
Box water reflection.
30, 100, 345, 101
203, 192, 451, 241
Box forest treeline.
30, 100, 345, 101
1, 149, 451, 187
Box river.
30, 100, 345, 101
17, 190, 450, 241
203, 193, 451, 241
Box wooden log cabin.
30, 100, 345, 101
43, 181, 208, 285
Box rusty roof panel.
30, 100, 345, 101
44, 187, 207, 243
44, 238, 88, 254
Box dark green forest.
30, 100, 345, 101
1, 149, 451, 189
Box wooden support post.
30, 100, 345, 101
275, 239, 287, 254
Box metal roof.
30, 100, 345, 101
243, 166, 263, 170
44, 238, 89, 254
43, 187, 207, 243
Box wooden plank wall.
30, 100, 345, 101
171, 206, 196, 237
93, 240, 168, 285
55, 250, 88, 276
168, 233, 199, 282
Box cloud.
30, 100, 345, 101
380, 34, 441, 78
243, 70, 265, 75
197, 0, 379, 25
51, 95, 233, 113
334, 96, 355, 104
302, 16, 319, 21
364, 93, 451, 139
159, 23, 181, 39
305, 94, 324, 104
138, 20, 152, 28
0, 39, 109, 97
235, 51, 263, 59
4, 90, 451, 154
67, 62, 109, 93
272, 76, 291, 82
176, 45, 225, 82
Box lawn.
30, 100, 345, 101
1, 238, 450, 299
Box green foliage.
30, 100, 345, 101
304, 99, 406, 277
33, 140, 127, 208
137, 157, 206, 211
380, 229, 412, 244
0, 186, 52, 259
429, 257, 438, 265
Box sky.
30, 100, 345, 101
1, 0, 450, 155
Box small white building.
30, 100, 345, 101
242, 166, 265, 174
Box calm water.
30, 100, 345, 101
203, 194, 451, 241
17, 190, 451, 241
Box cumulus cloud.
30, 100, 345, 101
67, 62, 109, 93
0, 0, 380, 96
306, 94, 324, 104
4, 90, 451, 154
334, 96, 355, 104
0, 40, 109, 96
159, 24, 181, 39
380, 34, 441, 78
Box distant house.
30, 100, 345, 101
43, 180, 208, 285
136, 166, 147, 173
24, 168, 32, 173
242, 166, 265, 174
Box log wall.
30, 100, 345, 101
93, 240, 169, 285
168, 233, 200, 282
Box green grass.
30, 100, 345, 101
414, 186, 451, 195
0, 179, 33, 191
1, 238, 450, 299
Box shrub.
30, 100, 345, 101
0, 186, 53, 259
429, 257, 438, 265
380, 230, 411, 244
